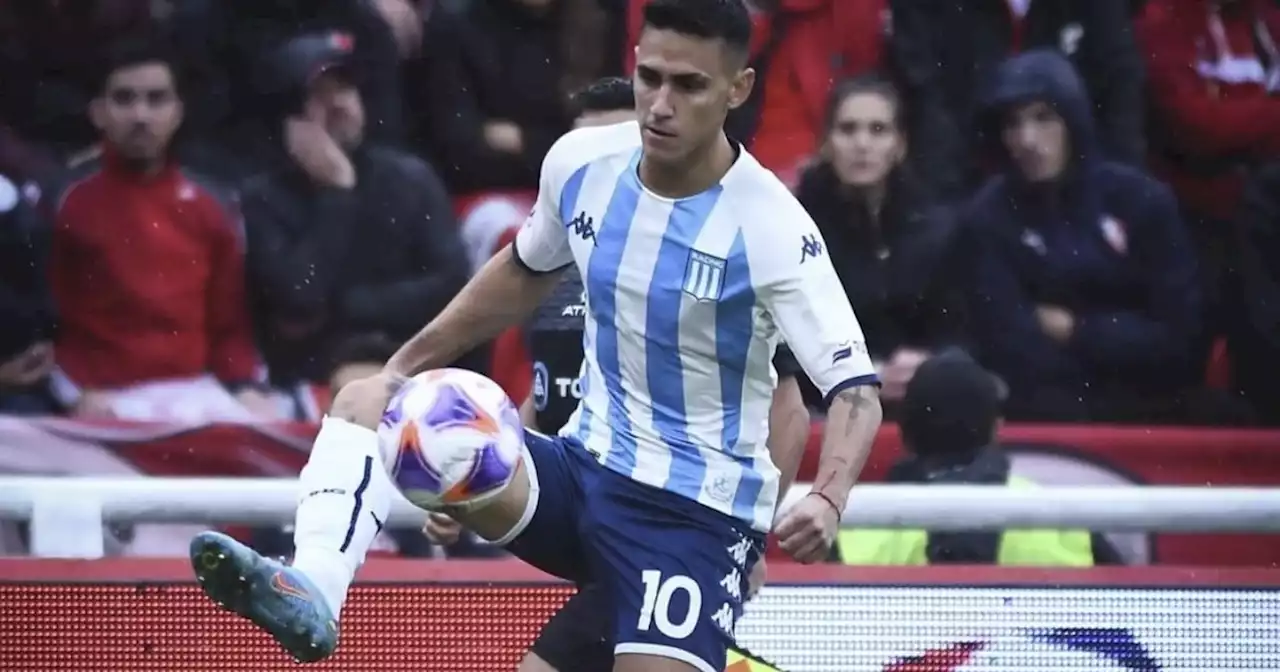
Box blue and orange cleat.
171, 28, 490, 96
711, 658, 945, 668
189, 531, 339, 663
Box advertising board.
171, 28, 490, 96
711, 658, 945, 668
1, 561, 1276, 671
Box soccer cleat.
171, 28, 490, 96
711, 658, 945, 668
189, 531, 339, 663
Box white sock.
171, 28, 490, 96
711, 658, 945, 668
290, 416, 391, 619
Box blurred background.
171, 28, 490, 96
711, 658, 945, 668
0, 0, 1278, 565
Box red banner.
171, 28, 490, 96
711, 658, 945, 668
1, 560, 1276, 672
1, 417, 1277, 564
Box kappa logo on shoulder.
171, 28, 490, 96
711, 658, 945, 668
568, 211, 596, 245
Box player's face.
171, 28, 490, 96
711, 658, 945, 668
304, 72, 365, 150
826, 91, 905, 188
1001, 100, 1070, 183
575, 109, 635, 129
633, 28, 753, 166
91, 63, 183, 163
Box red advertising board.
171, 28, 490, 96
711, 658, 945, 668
1, 560, 1277, 671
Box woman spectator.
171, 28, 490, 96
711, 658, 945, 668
794, 75, 966, 406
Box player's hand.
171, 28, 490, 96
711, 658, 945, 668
421, 512, 463, 545
774, 492, 841, 564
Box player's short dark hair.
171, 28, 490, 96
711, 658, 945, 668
571, 77, 635, 115
641, 0, 752, 64
97, 33, 181, 96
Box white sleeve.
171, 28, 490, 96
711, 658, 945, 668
756, 213, 878, 404
512, 141, 575, 274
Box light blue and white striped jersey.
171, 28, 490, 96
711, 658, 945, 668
513, 122, 877, 532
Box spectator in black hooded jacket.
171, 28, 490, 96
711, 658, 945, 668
964, 50, 1201, 422
240, 33, 473, 397
0, 172, 57, 414
889, 0, 1145, 201
794, 75, 966, 407
169, 0, 412, 181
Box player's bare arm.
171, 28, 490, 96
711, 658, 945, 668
768, 374, 810, 498
776, 384, 881, 563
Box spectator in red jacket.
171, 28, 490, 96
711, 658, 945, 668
1136, 0, 1280, 228
619, 0, 887, 183
49, 37, 269, 420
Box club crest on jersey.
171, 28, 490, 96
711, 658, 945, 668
683, 251, 727, 302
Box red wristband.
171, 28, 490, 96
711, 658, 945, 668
810, 490, 844, 517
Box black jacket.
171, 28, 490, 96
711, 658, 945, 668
795, 164, 966, 364
241, 145, 469, 383
964, 51, 1201, 417
170, 0, 406, 179
408, 0, 572, 192
1230, 164, 1280, 422
888, 0, 1145, 200
0, 174, 53, 361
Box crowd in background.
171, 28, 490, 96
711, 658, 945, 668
1, 0, 1279, 428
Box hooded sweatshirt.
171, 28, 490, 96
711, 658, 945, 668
964, 50, 1202, 401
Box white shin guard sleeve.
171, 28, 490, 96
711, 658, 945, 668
290, 416, 391, 616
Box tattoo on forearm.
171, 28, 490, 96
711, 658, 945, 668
835, 385, 880, 438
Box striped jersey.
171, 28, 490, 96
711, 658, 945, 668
512, 122, 877, 532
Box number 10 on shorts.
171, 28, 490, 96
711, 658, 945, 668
637, 570, 702, 639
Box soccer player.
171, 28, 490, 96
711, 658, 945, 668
424, 74, 809, 672
188, 1, 883, 670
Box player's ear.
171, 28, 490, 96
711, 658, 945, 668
727, 66, 755, 110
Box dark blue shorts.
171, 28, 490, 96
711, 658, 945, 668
502, 432, 765, 672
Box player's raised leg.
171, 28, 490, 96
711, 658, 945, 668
189, 374, 535, 662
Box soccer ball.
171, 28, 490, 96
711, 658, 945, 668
378, 368, 524, 511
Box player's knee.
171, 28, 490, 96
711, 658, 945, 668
328, 375, 389, 429
454, 457, 530, 540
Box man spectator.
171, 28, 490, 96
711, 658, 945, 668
0, 172, 56, 415
964, 50, 1201, 422
834, 350, 1122, 566
409, 0, 579, 193
1135, 0, 1280, 315
241, 32, 472, 404
890, 0, 1145, 201
49, 36, 269, 421
168, 0, 418, 181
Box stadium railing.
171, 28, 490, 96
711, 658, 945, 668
2, 476, 1279, 558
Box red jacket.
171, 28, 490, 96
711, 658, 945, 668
51, 149, 262, 390
1136, 0, 1280, 220
624, 0, 886, 181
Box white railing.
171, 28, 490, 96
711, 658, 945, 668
1, 477, 1278, 558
